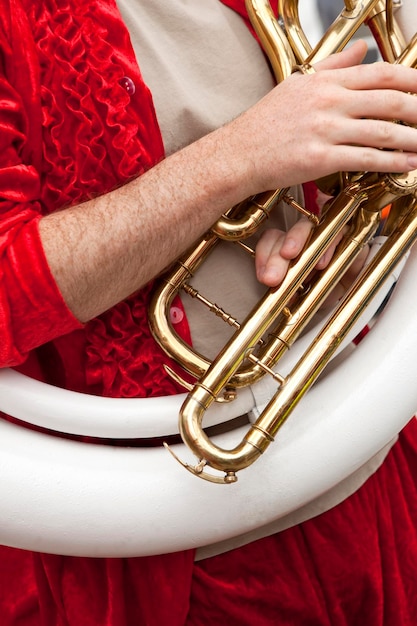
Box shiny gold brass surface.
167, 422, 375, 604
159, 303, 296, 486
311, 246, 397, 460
149, 1, 417, 483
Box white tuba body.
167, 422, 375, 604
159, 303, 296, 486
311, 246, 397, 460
0, 0, 417, 557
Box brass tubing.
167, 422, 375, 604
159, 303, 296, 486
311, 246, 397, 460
178, 190, 369, 470
245, 0, 296, 82
180, 386, 266, 473
180, 201, 417, 476
149, 235, 219, 379
306, 0, 380, 64
202, 185, 367, 391
153, 0, 417, 481
397, 32, 417, 67
277, 0, 313, 62
178, 173, 417, 474
234, 208, 381, 387
256, 201, 417, 439
366, 0, 406, 61
211, 189, 287, 240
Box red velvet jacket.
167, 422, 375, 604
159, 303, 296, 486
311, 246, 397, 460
0, 0, 279, 399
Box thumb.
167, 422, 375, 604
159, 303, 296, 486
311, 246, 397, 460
314, 39, 369, 71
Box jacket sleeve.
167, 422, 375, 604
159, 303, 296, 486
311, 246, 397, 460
0, 70, 82, 368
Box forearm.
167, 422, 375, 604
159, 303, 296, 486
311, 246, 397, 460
39, 43, 417, 323
38, 123, 254, 323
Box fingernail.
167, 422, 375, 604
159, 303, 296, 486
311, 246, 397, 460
261, 266, 283, 286
257, 266, 265, 280
284, 238, 297, 252
407, 155, 417, 169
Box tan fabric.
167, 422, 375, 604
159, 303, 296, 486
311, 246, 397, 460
116, 0, 275, 155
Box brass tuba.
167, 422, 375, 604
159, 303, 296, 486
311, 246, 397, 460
149, 0, 417, 484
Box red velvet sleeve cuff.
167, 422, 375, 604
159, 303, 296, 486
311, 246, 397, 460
0, 215, 83, 367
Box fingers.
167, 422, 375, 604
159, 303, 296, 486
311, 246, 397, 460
256, 218, 349, 287
255, 229, 288, 286
315, 228, 345, 270
321, 244, 370, 309
285, 66, 417, 176
317, 143, 417, 175
346, 88, 417, 127
314, 41, 417, 95
314, 39, 368, 72
252, 60, 417, 190
335, 60, 417, 93
255, 217, 366, 293
340, 244, 370, 286
278, 218, 314, 259
299, 50, 417, 168
255, 218, 313, 286
340, 118, 417, 153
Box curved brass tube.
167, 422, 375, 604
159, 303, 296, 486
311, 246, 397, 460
176, 173, 417, 483
150, 1, 417, 483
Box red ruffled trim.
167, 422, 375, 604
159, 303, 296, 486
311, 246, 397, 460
0, 46, 82, 365
26, 0, 164, 211
85, 285, 191, 398
24, 0, 179, 395
0, 0, 173, 383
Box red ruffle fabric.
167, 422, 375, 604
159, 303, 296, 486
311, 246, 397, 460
0, 2, 196, 625
0, 0, 189, 397
84, 289, 191, 398
0, 6, 82, 366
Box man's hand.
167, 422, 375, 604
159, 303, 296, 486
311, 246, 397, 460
255, 217, 342, 287
255, 217, 369, 310
39, 41, 417, 322
236, 40, 417, 195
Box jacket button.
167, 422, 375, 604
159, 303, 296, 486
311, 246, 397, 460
119, 76, 136, 95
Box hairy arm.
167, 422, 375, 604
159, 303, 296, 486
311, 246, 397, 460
39, 42, 417, 321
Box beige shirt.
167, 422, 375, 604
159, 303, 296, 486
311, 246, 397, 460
116, 0, 275, 156
116, 0, 395, 556
117, 0, 303, 355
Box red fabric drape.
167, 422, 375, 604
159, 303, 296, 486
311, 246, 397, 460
0, 1, 197, 624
